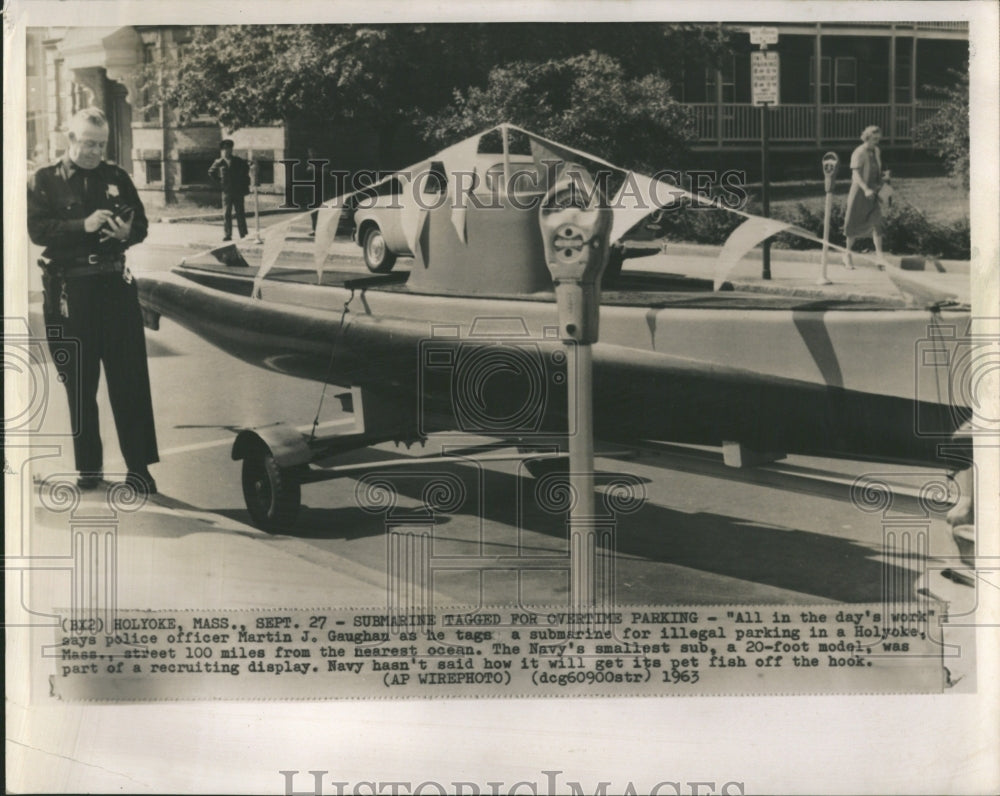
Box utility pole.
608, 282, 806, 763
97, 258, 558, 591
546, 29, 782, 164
250, 146, 263, 244
750, 27, 780, 280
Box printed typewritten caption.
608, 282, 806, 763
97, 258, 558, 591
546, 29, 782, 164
52, 605, 962, 700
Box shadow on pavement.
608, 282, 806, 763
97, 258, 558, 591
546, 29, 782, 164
218, 460, 923, 604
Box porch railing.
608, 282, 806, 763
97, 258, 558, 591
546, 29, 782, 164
689, 101, 946, 145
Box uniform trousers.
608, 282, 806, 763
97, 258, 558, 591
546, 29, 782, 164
223, 193, 248, 238
43, 271, 159, 474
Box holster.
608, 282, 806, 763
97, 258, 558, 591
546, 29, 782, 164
39, 267, 62, 320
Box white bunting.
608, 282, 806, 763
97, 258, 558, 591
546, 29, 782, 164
313, 204, 343, 281
399, 174, 427, 257
439, 135, 481, 243
513, 124, 619, 171
609, 171, 688, 243
252, 215, 297, 299
713, 217, 794, 290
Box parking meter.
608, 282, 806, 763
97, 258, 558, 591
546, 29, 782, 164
818, 152, 840, 285
537, 164, 613, 610
822, 152, 839, 193
539, 165, 613, 344
880, 169, 894, 208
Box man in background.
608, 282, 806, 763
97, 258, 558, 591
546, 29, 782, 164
208, 138, 251, 241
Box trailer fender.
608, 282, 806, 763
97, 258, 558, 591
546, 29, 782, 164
232, 425, 313, 468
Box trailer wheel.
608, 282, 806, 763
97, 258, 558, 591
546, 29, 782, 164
241, 451, 301, 532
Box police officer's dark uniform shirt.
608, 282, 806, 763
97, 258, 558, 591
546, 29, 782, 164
28, 156, 159, 475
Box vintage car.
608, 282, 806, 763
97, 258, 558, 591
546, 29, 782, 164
353, 154, 658, 278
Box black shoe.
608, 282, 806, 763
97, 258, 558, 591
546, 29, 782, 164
76, 473, 103, 490
125, 469, 157, 495
222, 236, 232, 242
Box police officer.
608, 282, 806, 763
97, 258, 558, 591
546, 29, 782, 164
28, 107, 159, 494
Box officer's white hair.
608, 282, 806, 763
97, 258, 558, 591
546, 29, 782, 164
68, 107, 109, 138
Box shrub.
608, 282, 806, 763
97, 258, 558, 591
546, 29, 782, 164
770, 202, 846, 251
654, 201, 747, 244
659, 198, 970, 260
913, 70, 970, 188
422, 52, 696, 174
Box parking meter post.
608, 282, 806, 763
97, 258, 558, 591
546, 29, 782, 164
761, 101, 772, 280
250, 147, 263, 244
819, 152, 839, 285
539, 166, 613, 612
567, 343, 595, 610
501, 123, 512, 199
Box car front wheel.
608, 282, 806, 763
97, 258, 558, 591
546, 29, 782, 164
362, 225, 397, 273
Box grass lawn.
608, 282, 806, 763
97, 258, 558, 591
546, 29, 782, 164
759, 176, 969, 224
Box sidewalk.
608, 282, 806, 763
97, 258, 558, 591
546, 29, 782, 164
647, 246, 906, 302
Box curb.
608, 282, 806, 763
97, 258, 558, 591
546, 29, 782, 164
724, 280, 906, 306
160, 207, 304, 224
664, 241, 969, 274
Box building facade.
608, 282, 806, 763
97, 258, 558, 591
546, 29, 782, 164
28, 26, 286, 208
683, 22, 968, 152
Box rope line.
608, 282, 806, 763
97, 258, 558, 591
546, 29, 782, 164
309, 288, 356, 443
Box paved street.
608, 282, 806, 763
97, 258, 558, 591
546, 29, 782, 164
18, 215, 965, 617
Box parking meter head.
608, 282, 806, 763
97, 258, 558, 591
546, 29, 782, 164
538, 165, 613, 344
822, 152, 840, 193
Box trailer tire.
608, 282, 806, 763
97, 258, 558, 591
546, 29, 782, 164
241, 451, 301, 532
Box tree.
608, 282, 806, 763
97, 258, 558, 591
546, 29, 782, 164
156, 24, 731, 169
420, 52, 695, 173
914, 69, 969, 187
161, 27, 445, 158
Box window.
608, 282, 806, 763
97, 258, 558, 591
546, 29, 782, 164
145, 159, 162, 183
26, 37, 38, 75
811, 56, 857, 104
180, 159, 213, 185
141, 42, 159, 123
706, 56, 736, 103
71, 82, 92, 115
834, 58, 857, 103
54, 60, 63, 128
894, 38, 913, 103
254, 160, 274, 185
810, 56, 832, 103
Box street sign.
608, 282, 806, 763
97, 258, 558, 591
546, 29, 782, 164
751, 51, 780, 106
749, 27, 779, 46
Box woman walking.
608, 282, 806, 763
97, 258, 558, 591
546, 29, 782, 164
843, 125, 890, 268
